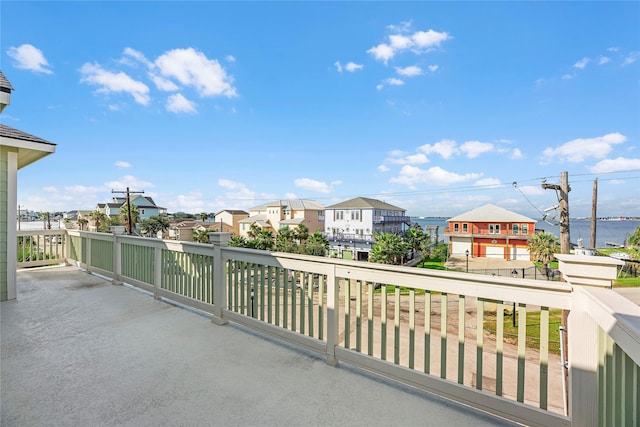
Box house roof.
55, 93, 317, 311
0, 70, 14, 91
250, 199, 324, 211
216, 209, 248, 215
325, 197, 405, 211
447, 204, 536, 223
280, 218, 305, 226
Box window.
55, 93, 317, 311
335, 211, 344, 220
454, 223, 459, 232
351, 210, 360, 221
512, 224, 519, 235
489, 224, 501, 234
462, 223, 468, 233
522, 224, 529, 235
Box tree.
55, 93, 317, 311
369, 232, 409, 265
252, 229, 274, 251
120, 203, 140, 235
428, 243, 448, 262
247, 223, 261, 239
140, 215, 170, 238
628, 225, 640, 247
89, 210, 109, 232
294, 224, 309, 245
228, 235, 249, 248
192, 228, 211, 243
403, 223, 429, 258
275, 226, 297, 253
78, 218, 88, 231
527, 232, 560, 277
305, 231, 329, 256
199, 212, 210, 222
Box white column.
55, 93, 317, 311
210, 232, 231, 325
6, 151, 17, 300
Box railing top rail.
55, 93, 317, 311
17, 229, 65, 236
222, 247, 572, 308
578, 286, 640, 365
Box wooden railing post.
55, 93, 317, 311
153, 241, 162, 299
86, 233, 92, 274
325, 264, 339, 367
210, 232, 231, 325
568, 289, 599, 426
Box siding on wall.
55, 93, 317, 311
1, 147, 9, 300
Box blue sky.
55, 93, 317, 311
2, 1, 639, 218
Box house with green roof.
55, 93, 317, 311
324, 197, 410, 260
0, 70, 56, 300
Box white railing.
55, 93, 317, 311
16, 229, 67, 268
16, 229, 640, 426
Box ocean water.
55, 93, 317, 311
411, 218, 639, 249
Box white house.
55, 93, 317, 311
324, 197, 410, 261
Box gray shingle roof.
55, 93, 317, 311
325, 197, 405, 211
0, 70, 14, 91
447, 204, 536, 223
0, 124, 55, 146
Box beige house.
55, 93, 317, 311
166, 220, 228, 242
1, 70, 56, 301
214, 209, 248, 236
238, 199, 324, 238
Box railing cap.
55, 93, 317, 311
556, 254, 624, 288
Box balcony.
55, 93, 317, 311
4, 229, 640, 426
327, 233, 374, 244
372, 215, 411, 224
444, 229, 532, 240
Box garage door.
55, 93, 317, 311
510, 247, 530, 261
485, 246, 504, 259
451, 241, 471, 257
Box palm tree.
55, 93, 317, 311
140, 215, 170, 238
294, 224, 309, 245
305, 231, 329, 256
192, 228, 211, 243
369, 232, 409, 265
247, 223, 261, 240
253, 229, 274, 251
527, 232, 560, 278
228, 235, 248, 248
275, 226, 296, 253
120, 203, 140, 235
88, 210, 109, 232
200, 212, 209, 222
403, 224, 428, 258
78, 218, 88, 231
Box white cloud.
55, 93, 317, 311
542, 132, 627, 163
376, 83, 384, 91
459, 140, 494, 158
105, 175, 155, 191
418, 139, 458, 159
390, 165, 481, 187
345, 62, 363, 72
598, 56, 611, 65
80, 63, 150, 105
122, 47, 153, 68
395, 65, 422, 77
334, 61, 343, 72
622, 51, 640, 66
226, 55, 236, 63
386, 78, 404, 86
510, 148, 524, 159
562, 73, 574, 80
294, 178, 342, 193
608, 47, 620, 52
386, 152, 429, 165
155, 47, 237, 98
166, 93, 197, 113
518, 185, 544, 196
7, 44, 52, 74
215, 179, 278, 210
378, 165, 390, 172
367, 25, 451, 65
589, 157, 640, 173
474, 178, 502, 188
428, 65, 439, 72
573, 57, 590, 69
150, 74, 179, 91
411, 30, 451, 50
367, 44, 396, 64
115, 161, 131, 168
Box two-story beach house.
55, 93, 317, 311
238, 200, 324, 238
324, 197, 410, 261
214, 209, 249, 236
0, 70, 56, 301
445, 203, 537, 260
96, 195, 167, 222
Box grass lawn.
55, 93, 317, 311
614, 277, 640, 287
419, 259, 448, 270
484, 309, 563, 355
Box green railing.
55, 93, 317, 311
48, 230, 639, 427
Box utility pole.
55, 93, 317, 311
542, 171, 571, 414
112, 187, 144, 235
542, 171, 571, 253
591, 179, 598, 250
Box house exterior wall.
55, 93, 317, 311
447, 220, 535, 260
216, 211, 248, 235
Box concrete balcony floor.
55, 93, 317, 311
2, 266, 515, 427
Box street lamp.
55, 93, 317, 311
465, 249, 469, 273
